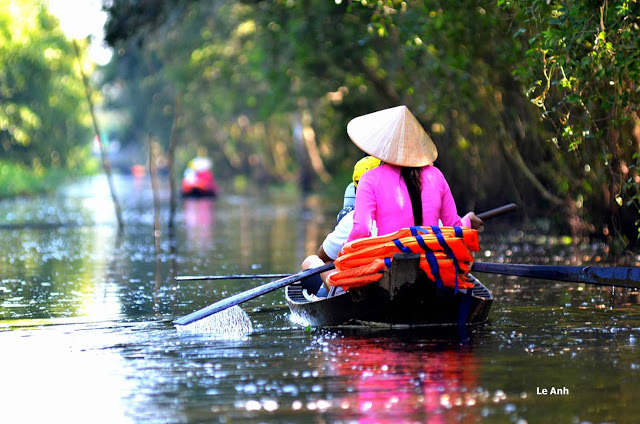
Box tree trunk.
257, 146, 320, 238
293, 112, 313, 193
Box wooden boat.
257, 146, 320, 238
285, 253, 493, 328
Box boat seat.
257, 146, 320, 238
302, 289, 323, 302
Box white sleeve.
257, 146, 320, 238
322, 211, 354, 260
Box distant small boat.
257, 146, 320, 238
181, 157, 218, 197
286, 253, 493, 328
131, 164, 146, 177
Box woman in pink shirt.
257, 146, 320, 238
346, 106, 483, 242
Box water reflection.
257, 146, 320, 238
316, 331, 482, 423
0, 225, 122, 321
182, 198, 216, 251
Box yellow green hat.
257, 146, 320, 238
352, 156, 381, 187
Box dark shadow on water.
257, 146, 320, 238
317, 322, 492, 347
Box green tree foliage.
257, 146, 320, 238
101, 0, 640, 246
500, 0, 640, 244
249, 0, 525, 206
0, 0, 93, 175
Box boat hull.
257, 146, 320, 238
181, 187, 217, 198
181, 169, 218, 197
286, 253, 493, 328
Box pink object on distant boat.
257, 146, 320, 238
181, 157, 218, 197
131, 164, 146, 177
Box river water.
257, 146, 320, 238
0, 174, 638, 423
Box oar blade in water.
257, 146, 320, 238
175, 305, 253, 337
174, 262, 335, 326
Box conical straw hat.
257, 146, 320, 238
346, 105, 438, 167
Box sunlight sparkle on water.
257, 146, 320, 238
0, 328, 132, 423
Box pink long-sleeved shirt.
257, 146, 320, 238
347, 164, 470, 242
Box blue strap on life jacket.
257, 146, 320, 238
431, 226, 462, 293
414, 233, 444, 289
453, 227, 464, 292
393, 239, 414, 254
409, 226, 431, 236
378, 257, 393, 274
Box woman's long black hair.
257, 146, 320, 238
401, 167, 423, 226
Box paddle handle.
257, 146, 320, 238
174, 262, 335, 325
471, 262, 640, 289
477, 203, 517, 221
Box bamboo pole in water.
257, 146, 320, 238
72, 40, 124, 230
167, 94, 182, 229
165, 97, 181, 294
149, 136, 163, 311
149, 136, 162, 245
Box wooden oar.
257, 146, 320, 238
476, 203, 517, 220
175, 273, 291, 282
471, 262, 640, 289
173, 262, 335, 326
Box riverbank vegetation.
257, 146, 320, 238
0, 158, 98, 198
0, 0, 99, 197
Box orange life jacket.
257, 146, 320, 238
326, 226, 479, 292
326, 256, 473, 290
341, 225, 480, 253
